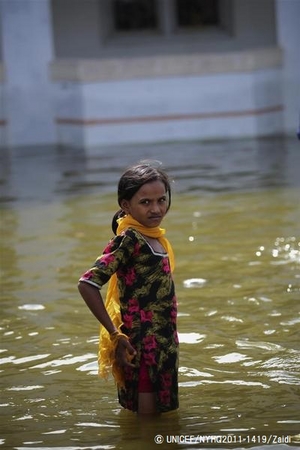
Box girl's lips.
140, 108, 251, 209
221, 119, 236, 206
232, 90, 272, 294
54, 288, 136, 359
148, 216, 162, 224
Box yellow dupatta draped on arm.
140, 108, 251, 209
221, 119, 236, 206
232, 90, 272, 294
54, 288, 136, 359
98, 215, 175, 388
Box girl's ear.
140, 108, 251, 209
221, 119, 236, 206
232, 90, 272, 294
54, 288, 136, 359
120, 199, 130, 214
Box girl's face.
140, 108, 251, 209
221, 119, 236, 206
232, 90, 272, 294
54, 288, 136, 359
121, 180, 168, 228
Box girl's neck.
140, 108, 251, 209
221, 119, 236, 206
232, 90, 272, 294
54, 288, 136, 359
140, 234, 166, 254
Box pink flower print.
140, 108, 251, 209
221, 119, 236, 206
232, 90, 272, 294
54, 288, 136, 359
172, 296, 178, 308
174, 331, 179, 345
100, 253, 115, 266
162, 257, 170, 273
103, 241, 114, 254
81, 270, 94, 280
159, 390, 170, 405
143, 335, 157, 351
128, 298, 139, 314
160, 372, 172, 388
123, 313, 133, 329
124, 267, 136, 286
140, 310, 153, 323
133, 242, 141, 256
144, 351, 157, 366
170, 307, 177, 323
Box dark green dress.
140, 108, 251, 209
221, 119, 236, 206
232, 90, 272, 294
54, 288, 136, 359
80, 228, 179, 412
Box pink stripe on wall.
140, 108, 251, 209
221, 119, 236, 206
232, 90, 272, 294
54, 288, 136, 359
56, 105, 283, 126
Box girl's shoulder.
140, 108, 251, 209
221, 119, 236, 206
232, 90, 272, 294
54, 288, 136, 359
124, 227, 142, 240
121, 228, 146, 246
107, 228, 142, 250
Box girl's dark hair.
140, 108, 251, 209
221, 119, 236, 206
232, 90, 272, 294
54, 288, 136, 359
111, 162, 172, 234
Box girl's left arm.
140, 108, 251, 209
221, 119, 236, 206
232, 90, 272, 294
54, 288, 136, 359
78, 281, 137, 367
78, 281, 117, 334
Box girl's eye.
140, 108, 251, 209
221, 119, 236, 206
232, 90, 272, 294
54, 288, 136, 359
140, 197, 166, 205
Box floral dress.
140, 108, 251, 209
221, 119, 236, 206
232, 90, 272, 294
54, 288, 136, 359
80, 228, 179, 412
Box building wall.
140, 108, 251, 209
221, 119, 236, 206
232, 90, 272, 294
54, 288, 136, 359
49, 0, 283, 148
0, 10, 2, 60
0, 0, 298, 149
0, 0, 56, 147
52, 48, 283, 147
51, 0, 278, 59
0, 9, 6, 147
276, 0, 300, 135
0, 62, 7, 147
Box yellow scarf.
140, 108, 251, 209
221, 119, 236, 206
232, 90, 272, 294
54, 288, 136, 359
98, 215, 175, 387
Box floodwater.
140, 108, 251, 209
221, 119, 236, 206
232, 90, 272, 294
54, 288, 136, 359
0, 137, 299, 450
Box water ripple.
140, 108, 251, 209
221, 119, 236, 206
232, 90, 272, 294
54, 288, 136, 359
213, 352, 251, 364
236, 339, 285, 353
31, 353, 96, 370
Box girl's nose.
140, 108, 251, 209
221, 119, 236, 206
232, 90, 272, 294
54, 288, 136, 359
151, 203, 160, 213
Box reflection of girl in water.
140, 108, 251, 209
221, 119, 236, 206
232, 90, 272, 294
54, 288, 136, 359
78, 162, 179, 414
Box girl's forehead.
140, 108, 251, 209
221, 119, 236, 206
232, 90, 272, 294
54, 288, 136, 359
135, 180, 166, 197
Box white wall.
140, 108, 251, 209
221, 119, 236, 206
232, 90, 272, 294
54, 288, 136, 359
55, 66, 283, 148
0, 64, 6, 147
0, 0, 56, 147
276, 0, 300, 135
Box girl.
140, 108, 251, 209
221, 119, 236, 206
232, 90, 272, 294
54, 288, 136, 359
78, 162, 179, 414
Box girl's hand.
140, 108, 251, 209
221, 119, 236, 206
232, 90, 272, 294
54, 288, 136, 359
115, 337, 137, 368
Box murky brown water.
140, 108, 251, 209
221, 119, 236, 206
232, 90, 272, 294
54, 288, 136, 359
1, 138, 300, 449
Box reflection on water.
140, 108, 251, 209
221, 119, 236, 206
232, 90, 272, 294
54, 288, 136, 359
1, 136, 299, 205
0, 138, 299, 449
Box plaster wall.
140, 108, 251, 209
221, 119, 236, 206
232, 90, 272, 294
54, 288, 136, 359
276, 0, 300, 135
0, 0, 56, 147
54, 64, 283, 147
0, 62, 7, 147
